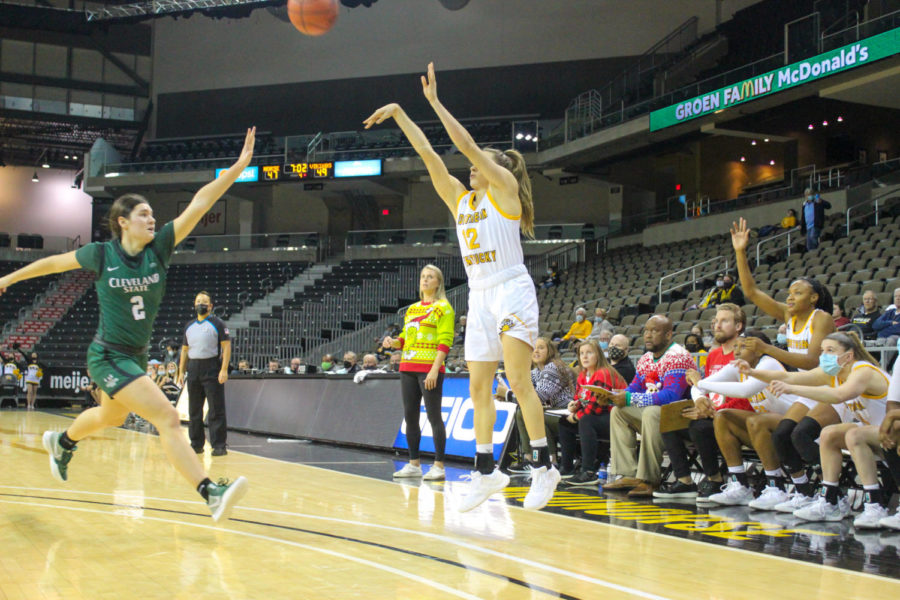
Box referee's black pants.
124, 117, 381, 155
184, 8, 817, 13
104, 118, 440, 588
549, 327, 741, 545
187, 358, 227, 451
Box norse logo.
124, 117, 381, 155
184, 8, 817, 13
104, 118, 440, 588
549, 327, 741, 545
104, 373, 119, 389
498, 318, 517, 334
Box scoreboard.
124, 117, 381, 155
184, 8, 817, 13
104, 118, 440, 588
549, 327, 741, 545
219, 159, 379, 183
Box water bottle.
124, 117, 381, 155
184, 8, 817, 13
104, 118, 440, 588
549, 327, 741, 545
597, 463, 608, 484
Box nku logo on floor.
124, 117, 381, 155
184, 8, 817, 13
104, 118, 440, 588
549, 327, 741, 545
393, 376, 516, 460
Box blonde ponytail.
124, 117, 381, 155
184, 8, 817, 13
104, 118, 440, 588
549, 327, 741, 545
486, 148, 535, 238
825, 331, 879, 366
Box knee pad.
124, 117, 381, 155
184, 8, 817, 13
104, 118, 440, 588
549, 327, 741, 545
791, 416, 823, 466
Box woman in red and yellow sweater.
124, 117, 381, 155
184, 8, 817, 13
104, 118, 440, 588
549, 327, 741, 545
558, 339, 627, 485
385, 264, 455, 481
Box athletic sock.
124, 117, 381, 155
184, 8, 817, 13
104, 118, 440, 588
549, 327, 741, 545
822, 481, 841, 504
475, 452, 494, 475
529, 437, 551, 468
59, 431, 77, 450
863, 484, 885, 506
197, 477, 213, 501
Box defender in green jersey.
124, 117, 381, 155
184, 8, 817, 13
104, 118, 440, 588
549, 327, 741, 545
0, 127, 257, 523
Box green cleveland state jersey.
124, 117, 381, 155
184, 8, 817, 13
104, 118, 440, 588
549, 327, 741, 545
75, 222, 175, 349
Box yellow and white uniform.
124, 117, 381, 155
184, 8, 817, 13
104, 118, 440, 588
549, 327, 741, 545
785, 308, 827, 409
830, 361, 890, 425
24, 362, 43, 386
455, 189, 538, 361
2, 361, 21, 383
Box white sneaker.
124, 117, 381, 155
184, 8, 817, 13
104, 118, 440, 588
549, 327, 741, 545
523, 465, 561, 510
854, 503, 889, 529
773, 492, 816, 513
422, 465, 445, 481
793, 495, 850, 522
708, 479, 754, 506
880, 513, 900, 530
392, 463, 423, 478
748, 486, 791, 511
458, 469, 510, 513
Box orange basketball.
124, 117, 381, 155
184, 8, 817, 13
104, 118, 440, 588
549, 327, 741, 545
287, 0, 339, 36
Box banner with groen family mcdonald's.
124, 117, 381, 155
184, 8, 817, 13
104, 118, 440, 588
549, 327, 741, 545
650, 27, 900, 132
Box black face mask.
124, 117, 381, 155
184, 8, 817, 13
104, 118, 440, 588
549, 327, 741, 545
343, 360, 353, 369
364, 365, 377, 371
607, 347, 626, 362
686, 343, 701, 352
195, 304, 210, 316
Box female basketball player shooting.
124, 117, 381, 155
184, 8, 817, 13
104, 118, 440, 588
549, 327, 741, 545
0, 128, 256, 523
365, 63, 559, 511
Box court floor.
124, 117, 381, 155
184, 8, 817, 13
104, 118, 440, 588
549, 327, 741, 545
1, 410, 898, 599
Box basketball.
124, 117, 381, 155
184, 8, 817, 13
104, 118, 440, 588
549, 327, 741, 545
287, 0, 339, 36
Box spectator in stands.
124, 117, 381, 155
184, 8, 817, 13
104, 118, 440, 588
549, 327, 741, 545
697, 274, 744, 310
832, 299, 850, 329
147, 360, 163, 385
266, 359, 281, 374
690, 324, 715, 349
361, 354, 380, 370
775, 324, 788, 349
591, 328, 613, 352
654, 304, 743, 501
375, 323, 401, 360
558, 307, 592, 350
387, 351, 402, 372
284, 357, 304, 374
539, 262, 561, 289
157, 361, 179, 389
852, 290, 882, 340
320, 354, 337, 374
591, 307, 613, 333
684, 334, 708, 373
496, 337, 575, 474
336, 351, 360, 375
557, 339, 626, 485
454, 316, 467, 346
873, 287, 900, 345
597, 315, 697, 497
607, 334, 635, 383
233, 359, 252, 374
163, 340, 180, 365
758, 209, 797, 238
799, 188, 831, 250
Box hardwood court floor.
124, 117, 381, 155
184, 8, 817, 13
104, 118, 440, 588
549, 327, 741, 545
1, 411, 899, 600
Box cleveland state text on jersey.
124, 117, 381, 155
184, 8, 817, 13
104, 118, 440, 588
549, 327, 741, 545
108, 273, 160, 293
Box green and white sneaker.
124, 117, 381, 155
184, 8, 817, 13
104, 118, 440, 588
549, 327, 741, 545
42, 431, 74, 483
207, 476, 248, 523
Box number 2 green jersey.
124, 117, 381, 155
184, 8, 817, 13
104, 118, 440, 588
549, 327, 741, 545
74, 222, 175, 349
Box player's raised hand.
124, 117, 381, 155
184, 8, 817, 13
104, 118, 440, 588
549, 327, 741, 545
421, 62, 438, 104
236, 127, 256, 168
730, 217, 750, 252
0, 275, 11, 296
363, 103, 400, 129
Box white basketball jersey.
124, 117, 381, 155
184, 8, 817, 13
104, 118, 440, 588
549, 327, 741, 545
455, 190, 525, 287
831, 361, 890, 426
786, 309, 825, 355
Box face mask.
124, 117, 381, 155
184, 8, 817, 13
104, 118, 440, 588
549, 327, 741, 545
686, 343, 701, 352
195, 304, 209, 316
321, 362, 332, 370
608, 347, 626, 361
819, 353, 843, 375
546, 269, 553, 275
575, 315, 584, 322
364, 365, 377, 371
167, 368, 176, 375
343, 360, 353, 369
715, 280, 724, 288
723, 280, 733, 288
599, 341, 609, 350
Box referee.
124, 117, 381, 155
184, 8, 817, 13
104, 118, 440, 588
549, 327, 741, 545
178, 291, 231, 456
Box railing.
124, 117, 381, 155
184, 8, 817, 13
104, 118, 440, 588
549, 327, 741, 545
755, 226, 802, 267
173, 231, 321, 258
820, 8, 900, 53
345, 223, 603, 249
103, 152, 285, 176
658, 255, 729, 304
846, 186, 900, 236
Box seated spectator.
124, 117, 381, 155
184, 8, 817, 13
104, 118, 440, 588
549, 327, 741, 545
320, 353, 337, 373
495, 337, 575, 473
158, 361, 182, 403
539, 262, 561, 289
375, 323, 401, 359
454, 316, 467, 346
590, 328, 613, 352
607, 334, 636, 383
266, 359, 281, 374
558, 339, 626, 485
232, 359, 252, 375
851, 290, 882, 340
873, 287, 900, 345
284, 357, 304, 374
558, 307, 592, 350
157, 361, 179, 389
361, 353, 381, 371
775, 323, 788, 349
336, 351, 360, 374
758, 209, 798, 238
163, 340, 180, 365
387, 351, 402, 372
696, 273, 745, 310
691, 324, 715, 349
591, 307, 614, 333
684, 333, 708, 373
832, 299, 850, 329
597, 315, 697, 497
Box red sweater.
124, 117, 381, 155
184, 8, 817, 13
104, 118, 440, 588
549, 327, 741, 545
575, 368, 627, 417
704, 346, 753, 412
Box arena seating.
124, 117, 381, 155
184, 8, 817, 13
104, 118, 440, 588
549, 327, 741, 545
0, 261, 61, 352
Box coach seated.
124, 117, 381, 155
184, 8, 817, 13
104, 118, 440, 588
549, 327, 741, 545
597, 315, 697, 497
851, 290, 882, 340
873, 287, 900, 346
